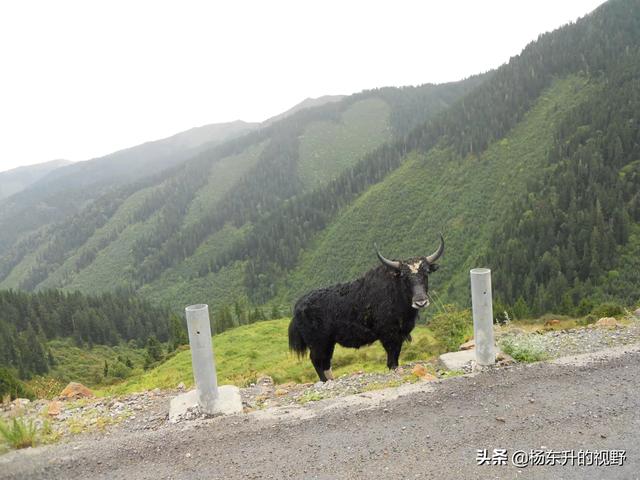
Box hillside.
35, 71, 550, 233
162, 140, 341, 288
0, 288, 182, 382
0, 120, 257, 254
1, 0, 639, 325
100, 318, 439, 395
0, 160, 72, 200
282, 75, 593, 308
215, 0, 640, 316
0, 76, 484, 309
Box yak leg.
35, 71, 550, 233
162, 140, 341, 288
382, 340, 402, 370
310, 343, 336, 382
310, 351, 327, 382
323, 343, 336, 380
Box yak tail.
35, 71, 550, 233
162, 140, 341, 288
288, 316, 308, 358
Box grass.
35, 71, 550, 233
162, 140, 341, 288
298, 98, 392, 189
0, 417, 38, 449
183, 143, 266, 227
99, 318, 440, 395
499, 334, 549, 363
28, 339, 148, 394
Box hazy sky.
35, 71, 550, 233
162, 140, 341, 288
0, 0, 606, 173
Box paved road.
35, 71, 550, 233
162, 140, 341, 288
3, 346, 639, 480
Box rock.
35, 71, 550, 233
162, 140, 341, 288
459, 339, 475, 350
411, 364, 428, 377
496, 352, 515, 364
177, 382, 186, 391
47, 400, 63, 416
633, 308, 640, 319
595, 317, 618, 328
257, 376, 274, 386
544, 319, 561, 327
274, 388, 288, 396
11, 398, 30, 408
410, 364, 436, 381
59, 382, 94, 399
507, 327, 526, 336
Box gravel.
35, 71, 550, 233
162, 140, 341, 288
3, 343, 640, 479
3, 316, 639, 446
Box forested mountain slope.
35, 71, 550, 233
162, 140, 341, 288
0, 289, 179, 379
0, 76, 483, 314
0, 120, 257, 253
203, 0, 640, 318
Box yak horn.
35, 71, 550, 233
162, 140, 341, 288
374, 243, 401, 270
426, 233, 445, 264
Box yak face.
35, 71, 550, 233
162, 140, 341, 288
375, 234, 444, 310
401, 258, 439, 309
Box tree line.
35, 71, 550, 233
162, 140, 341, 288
0, 289, 186, 379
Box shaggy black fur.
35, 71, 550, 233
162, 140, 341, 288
289, 255, 440, 381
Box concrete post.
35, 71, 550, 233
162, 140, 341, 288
185, 304, 218, 414
470, 268, 495, 365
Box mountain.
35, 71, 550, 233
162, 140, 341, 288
0, 120, 258, 253
264, 95, 346, 125
2, 0, 639, 325
0, 159, 72, 200
272, 0, 640, 317
0, 75, 485, 302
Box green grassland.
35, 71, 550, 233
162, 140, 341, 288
99, 318, 439, 395
183, 142, 266, 227
278, 75, 594, 307
23, 339, 148, 398
298, 98, 392, 189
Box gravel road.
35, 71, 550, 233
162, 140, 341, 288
2, 344, 639, 480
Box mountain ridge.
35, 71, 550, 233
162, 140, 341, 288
0, 159, 73, 199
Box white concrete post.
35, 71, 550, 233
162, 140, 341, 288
185, 304, 218, 414
470, 268, 495, 365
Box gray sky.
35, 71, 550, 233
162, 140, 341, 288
0, 0, 606, 173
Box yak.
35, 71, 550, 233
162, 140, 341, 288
288, 234, 444, 382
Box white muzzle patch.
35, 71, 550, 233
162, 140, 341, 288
412, 298, 429, 309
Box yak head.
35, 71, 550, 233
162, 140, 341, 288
375, 234, 444, 309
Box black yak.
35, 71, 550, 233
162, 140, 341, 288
289, 235, 444, 381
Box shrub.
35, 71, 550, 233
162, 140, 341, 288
428, 307, 473, 352
24, 376, 65, 400
500, 335, 548, 363
576, 298, 596, 316
0, 417, 38, 449
109, 361, 132, 379
576, 314, 597, 327
591, 303, 624, 318
0, 367, 35, 401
